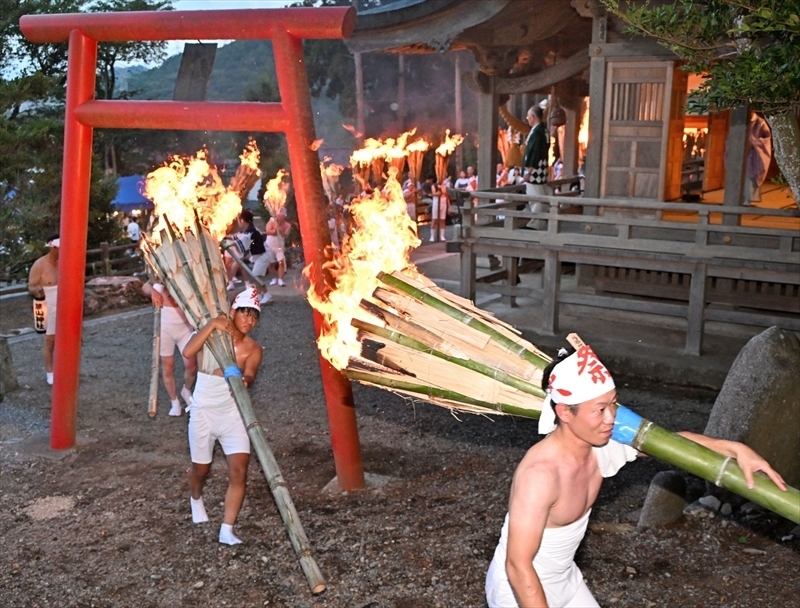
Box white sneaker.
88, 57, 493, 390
259, 292, 274, 305
277, 279, 285, 287
269, 278, 278, 286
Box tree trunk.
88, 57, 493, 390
765, 111, 800, 206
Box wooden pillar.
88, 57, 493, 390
455, 52, 463, 172
542, 249, 561, 335
684, 262, 708, 356
477, 74, 498, 189
722, 105, 749, 227
562, 106, 579, 177
459, 201, 476, 300
398, 55, 405, 131
584, 13, 607, 201
354, 51, 365, 142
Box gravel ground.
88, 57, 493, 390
1, 286, 798, 608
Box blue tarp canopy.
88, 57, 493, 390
111, 175, 153, 213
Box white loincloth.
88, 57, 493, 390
266, 234, 285, 263
43, 285, 58, 336
160, 305, 193, 357
486, 509, 599, 608
188, 372, 249, 464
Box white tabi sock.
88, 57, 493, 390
168, 399, 182, 416
219, 523, 242, 545
190, 496, 209, 523
46, 372, 54, 385
180, 385, 193, 408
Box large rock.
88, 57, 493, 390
704, 327, 800, 492
84, 276, 149, 316
637, 470, 687, 529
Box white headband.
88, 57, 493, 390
538, 345, 615, 435
46, 238, 60, 248
231, 286, 261, 313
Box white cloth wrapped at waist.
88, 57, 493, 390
191, 372, 235, 410
486, 510, 591, 608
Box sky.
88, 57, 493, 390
161, 0, 295, 58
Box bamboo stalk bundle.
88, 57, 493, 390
613, 406, 800, 524
142, 214, 326, 594
497, 128, 509, 166
388, 154, 406, 177
147, 309, 161, 418
227, 139, 262, 202
321, 269, 550, 418
434, 153, 450, 185
371, 157, 385, 187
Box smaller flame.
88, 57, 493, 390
435, 129, 464, 157
238, 138, 261, 171
310, 139, 324, 151
263, 169, 289, 217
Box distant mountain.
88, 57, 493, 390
125, 39, 354, 159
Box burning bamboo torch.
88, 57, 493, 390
434, 129, 464, 185
142, 150, 326, 592
406, 138, 429, 188
306, 163, 800, 524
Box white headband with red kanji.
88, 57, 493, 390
538, 343, 615, 435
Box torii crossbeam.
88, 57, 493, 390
20, 7, 366, 490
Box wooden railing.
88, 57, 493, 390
457, 191, 800, 355
0, 242, 143, 294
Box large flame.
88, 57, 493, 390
263, 169, 289, 217
307, 168, 421, 369
144, 148, 243, 242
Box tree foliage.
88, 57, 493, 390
603, 0, 800, 115
0, 0, 172, 270
604, 0, 800, 201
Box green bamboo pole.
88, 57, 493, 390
615, 405, 800, 523
352, 319, 546, 399
147, 309, 161, 418
377, 272, 550, 369
220, 241, 266, 290
345, 369, 541, 418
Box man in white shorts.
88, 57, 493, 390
27, 234, 60, 385
142, 281, 197, 416
182, 288, 263, 545
265, 208, 292, 287
486, 342, 787, 607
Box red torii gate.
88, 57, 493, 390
20, 7, 366, 490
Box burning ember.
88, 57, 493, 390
263, 169, 289, 217
144, 148, 246, 241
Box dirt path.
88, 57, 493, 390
1, 283, 797, 607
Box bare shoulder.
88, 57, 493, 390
510, 446, 561, 503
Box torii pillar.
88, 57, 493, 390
20, 7, 365, 490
